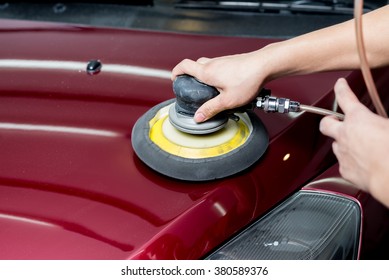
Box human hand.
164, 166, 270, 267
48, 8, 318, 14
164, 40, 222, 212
171, 51, 268, 123
320, 78, 389, 207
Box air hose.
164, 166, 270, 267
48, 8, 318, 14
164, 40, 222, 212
354, 0, 387, 117
256, 0, 386, 120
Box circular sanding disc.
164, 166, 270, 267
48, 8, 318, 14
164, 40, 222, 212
131, 99, 268, 181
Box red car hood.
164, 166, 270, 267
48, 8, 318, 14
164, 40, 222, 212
0, 19, 372, 259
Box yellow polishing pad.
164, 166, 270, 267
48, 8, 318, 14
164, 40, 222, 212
149, 104, 251, 159
131, 99, 268, 181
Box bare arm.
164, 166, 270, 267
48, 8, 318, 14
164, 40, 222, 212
171, 5, 389, 122
265, 5, 389, 77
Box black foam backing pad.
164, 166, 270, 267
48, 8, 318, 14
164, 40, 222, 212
131, 99, 269, 181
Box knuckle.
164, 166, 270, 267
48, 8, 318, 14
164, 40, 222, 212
197, 57, 209, 63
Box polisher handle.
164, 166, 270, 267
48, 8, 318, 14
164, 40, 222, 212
173, 74, 220, 116
173, 74, 271, 115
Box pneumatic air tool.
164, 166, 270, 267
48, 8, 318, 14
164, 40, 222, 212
170, 74, 344, 131
131, 74, 268, 181
169, 75, 228, 134
131, 74, 343, 182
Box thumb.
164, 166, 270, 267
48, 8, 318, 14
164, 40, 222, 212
194, 95, 225, 123
334, 78, 360, 115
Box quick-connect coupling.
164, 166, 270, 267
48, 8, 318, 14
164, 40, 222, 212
256, 96, 300, 113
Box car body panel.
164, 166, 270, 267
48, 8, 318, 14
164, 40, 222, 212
1, 19, 389, 259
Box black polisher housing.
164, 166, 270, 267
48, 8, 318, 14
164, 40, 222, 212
173, 74, 219, 115
169, 75, 228, 134
131, 74, 269, 181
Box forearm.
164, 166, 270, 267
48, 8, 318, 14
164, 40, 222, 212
170, 5, 389, 122
256, 5, 389, 82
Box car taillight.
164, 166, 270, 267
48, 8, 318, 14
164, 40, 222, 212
206, 191, 361, 260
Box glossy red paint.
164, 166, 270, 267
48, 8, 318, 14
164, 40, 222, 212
1, 19, 389, 259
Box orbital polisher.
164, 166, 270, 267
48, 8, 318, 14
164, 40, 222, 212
169, 75, 229, 134
131, 74, 345, 181
131, 75, 269, 181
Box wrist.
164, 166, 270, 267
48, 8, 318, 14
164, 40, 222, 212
253, 40, 305, 83
249, 43, 282, 84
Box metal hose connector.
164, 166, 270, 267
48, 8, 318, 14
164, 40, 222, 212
256, 96, 345, 120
